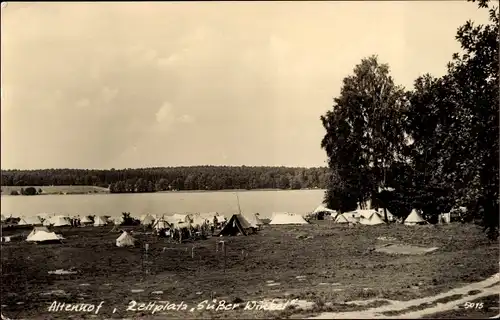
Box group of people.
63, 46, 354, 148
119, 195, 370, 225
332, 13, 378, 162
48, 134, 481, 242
70, 217, 82, 227
156, 215, 229, 243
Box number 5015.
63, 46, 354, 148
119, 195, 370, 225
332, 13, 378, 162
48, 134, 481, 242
463, 302, 484, 309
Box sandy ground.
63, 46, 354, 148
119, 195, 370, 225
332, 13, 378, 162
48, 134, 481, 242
309, 272, 500, 319
1, 222, 498, 319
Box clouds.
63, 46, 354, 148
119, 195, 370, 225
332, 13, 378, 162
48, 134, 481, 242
0, 2, 492, 169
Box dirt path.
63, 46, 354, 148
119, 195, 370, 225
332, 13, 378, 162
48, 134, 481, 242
309, 273, 500, 319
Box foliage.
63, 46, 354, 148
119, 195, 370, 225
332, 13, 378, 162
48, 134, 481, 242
1, 166, 329, 193
22, 187, 38, 196
321, 0, 498, 238
121, 212, 139, 226
321, 55, 407, 212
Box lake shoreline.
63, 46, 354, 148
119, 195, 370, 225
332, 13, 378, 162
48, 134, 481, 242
1, 186, 325, 197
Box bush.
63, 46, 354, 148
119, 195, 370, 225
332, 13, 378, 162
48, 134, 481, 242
10, 190, 19, 196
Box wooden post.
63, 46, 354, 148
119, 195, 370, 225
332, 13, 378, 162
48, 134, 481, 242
223, 242, 227, 273
191, 246, 195, 259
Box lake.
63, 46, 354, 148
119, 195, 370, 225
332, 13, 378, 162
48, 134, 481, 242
0, 189, 326, 219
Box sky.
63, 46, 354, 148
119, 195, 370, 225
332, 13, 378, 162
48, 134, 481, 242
0, 1, 491, 170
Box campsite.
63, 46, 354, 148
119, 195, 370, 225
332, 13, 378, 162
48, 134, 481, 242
1, 211, 498, 319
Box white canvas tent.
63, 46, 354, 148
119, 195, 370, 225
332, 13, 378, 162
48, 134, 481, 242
140, 214, 155, 226
81, 216, 93, 224
44, 216, 70, 227
27, 227, 64, 243
244, 213, 264, 227
360, 212, 386, 225
334, 214, 350, 224
18, 216, 42, 226
93, 216, 108, 227
1, 214, 5, 221
337, 212, 359, 224
116, 231, 136, 247
27, 226, 50, 239
270, 212, 309, 225
404, 209, 427, 225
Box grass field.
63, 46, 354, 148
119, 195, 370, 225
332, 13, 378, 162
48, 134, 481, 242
1, 222, 498, 319
1, 185, 109, 195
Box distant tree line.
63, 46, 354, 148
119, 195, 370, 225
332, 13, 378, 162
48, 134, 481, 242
321, 0, 498, 238
0, 166, 329, 192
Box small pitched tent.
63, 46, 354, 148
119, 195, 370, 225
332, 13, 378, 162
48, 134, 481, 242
93, 216, 108, 227
219, 214, 255, 236
116, 231, 136, 247
270, 212, 309, 225
18, 216, 42, 226
404, 209, 427, 225
360, 212, 386, 225
334, 214, 350, 224
140, 214, 155, 226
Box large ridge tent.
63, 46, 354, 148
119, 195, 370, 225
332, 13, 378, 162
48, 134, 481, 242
94, 216, 108, 227
404, 209, 427, 225
27, 226, 50, 239
359, 212, 386, 225
116, 231, 136, 247
219, 214, 255, 236
27, 227, 64, 243
270, 212, 309, 225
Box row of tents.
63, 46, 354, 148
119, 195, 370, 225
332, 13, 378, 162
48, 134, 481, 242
311, 205, 432, 225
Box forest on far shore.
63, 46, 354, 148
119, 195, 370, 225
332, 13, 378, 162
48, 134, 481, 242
0, 166, 329, 193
